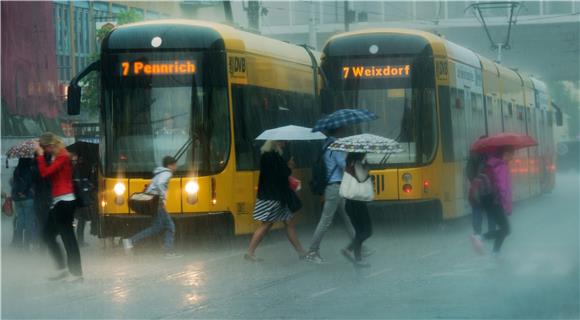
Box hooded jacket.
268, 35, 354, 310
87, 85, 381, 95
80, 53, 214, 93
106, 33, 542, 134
146, 167, 173, 201
486, 155, 512, 214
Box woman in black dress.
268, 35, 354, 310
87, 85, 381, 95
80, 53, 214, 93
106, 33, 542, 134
245, 140, 305, 261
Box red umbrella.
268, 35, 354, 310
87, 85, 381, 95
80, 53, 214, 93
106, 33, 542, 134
471, 132, 538, 153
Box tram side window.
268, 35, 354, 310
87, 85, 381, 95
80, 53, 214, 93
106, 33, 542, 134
470, 92, 486, 144
451, 88, 468, 161
438, 86, 454, 162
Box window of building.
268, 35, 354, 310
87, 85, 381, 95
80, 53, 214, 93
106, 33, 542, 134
321, 1, 344, 23
447, 1, 469, 19
262, 1, 290, 26
384, 1, 413, 21
521, 1, 541, 15
544, 1, 573, 14
352, 1, 383, 22
416, 1, 440, 20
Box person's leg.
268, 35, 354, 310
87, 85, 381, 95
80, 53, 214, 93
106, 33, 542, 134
284, 216, 305, 256
247, 222, 274, 256
54, 201, 83, 276
12, 202, 24, 247
487, 210, 497, 233
308, 184, 341, 253
76, 213, 87, 245
345, 200, 365, 260
21, 199, 36, 249
129, 211, 164, 245
472, 205, 483, 235
337, 196, 356, 239
491, 207, 510, 253
357, 202, 372, 243
43, 206, 66, 271
158, 206, 175, 251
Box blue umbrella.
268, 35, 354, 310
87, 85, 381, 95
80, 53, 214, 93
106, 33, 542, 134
312, 108, 378, 132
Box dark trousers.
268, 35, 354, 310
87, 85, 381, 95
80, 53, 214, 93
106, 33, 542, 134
345, 200, 373, 260
44, 200, 83, 276
483, 202, 510, 253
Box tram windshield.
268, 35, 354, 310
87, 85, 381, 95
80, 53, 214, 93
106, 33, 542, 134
102, 52, 230, 176
321, 56, 437, 167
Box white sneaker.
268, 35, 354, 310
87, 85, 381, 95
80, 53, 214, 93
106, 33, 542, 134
48, 269, 69, 281
63, 274, 84, 283
122, 239, 133, 250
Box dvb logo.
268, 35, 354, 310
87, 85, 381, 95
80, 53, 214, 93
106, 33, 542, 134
229, 56, 246, 76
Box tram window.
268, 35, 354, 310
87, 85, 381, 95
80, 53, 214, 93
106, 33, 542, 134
438, 86, 454, 162
232, 84, 318, 171
452, 88, 468, 161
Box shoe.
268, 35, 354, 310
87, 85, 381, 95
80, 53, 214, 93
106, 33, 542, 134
304, 252, 324, 264
361, 247, 375, 257
341, 248, 355, 262
243, 253, 263, 262
470, 234, 484, 255
48, 269, 69, 281
353, 259, 371, 268
63, 274, 84, 283
122, 239, 133, 251
164, 252, 183, 259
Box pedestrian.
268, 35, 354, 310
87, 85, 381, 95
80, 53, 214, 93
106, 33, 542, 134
10, 158, 38, 251
33, 153, 53, 248
70, 152, 94, 247
245, 140, 305, 261
340, 152, 373, 267
466, 137, 496, 254
481, 146, 514, 257
122, 156, 182, 258
304, 128, 356, 264
35, 132, 83, 282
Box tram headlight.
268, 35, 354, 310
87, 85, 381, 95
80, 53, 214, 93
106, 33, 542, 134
402, 173, 412, 183
185, 181, 199, 204
113, 182, 126, 196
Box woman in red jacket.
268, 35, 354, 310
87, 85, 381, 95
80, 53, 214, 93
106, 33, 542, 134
35, 132, 83, 282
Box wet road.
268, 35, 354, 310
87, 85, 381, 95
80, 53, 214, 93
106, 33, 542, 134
2, 174, 578, 319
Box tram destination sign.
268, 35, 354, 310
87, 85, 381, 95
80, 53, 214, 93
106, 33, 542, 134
342, 64, 411, 79
120, 60, 197, 77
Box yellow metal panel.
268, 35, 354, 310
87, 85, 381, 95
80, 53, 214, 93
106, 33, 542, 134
369, 169, 398, 200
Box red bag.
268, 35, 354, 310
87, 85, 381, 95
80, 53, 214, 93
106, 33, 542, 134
2, 197, 14, 216
289, 176, 301, 192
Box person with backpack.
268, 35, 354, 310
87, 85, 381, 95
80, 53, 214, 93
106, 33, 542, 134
34, 132, 83, 282
11, 158, 38, 251
481, 146, 514, 257
122, 156, 182, 259
304, 128, 355, 264
244, 140, 305, 261
467, 149, 496, 254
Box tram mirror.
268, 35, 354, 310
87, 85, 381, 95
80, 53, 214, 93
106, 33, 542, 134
67, 84, 81, 116
555, 110, 563, 127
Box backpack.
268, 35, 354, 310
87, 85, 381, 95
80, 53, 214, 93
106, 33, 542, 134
468, 170, 493, 208
309, 145, 337, 195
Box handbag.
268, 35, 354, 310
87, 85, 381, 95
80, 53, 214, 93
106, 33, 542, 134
286, 191, 303, 213
128, 192, 160, 215
339, 171, 374, 202
2, 197, 13, 216
288, 176, 301, 192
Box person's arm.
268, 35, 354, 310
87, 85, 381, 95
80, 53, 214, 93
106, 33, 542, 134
333, 151, 346, 170
36, 153, 67, 178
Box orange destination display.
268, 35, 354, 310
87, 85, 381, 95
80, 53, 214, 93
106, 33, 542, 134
121, 60, 196, 76
342, 64, 411, 79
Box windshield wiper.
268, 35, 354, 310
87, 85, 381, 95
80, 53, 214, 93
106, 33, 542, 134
173, 137, 193, 162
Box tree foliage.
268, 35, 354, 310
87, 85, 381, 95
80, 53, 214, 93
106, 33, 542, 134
81, 9, 144, 118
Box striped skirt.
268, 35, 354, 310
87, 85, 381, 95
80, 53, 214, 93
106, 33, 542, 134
253, 199, 294, 222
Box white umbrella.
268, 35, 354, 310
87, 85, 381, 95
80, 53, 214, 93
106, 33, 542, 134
328, 134, 403, 154
255, 125, 326, 141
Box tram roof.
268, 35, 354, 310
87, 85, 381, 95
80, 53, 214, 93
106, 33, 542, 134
104, 19, 316, 66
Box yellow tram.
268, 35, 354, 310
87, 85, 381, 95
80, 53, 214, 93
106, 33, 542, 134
319, 29, 557, 219
68, 20, 321, 236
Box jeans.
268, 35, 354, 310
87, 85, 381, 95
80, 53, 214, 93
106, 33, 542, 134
130, 206, 175, 251
13, 199, 37, 248
44, 200, 83, 276
483, 203, 510, 253
345, 200, 373, 260
309, 184, 355, 253
472, 205, 497, 235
